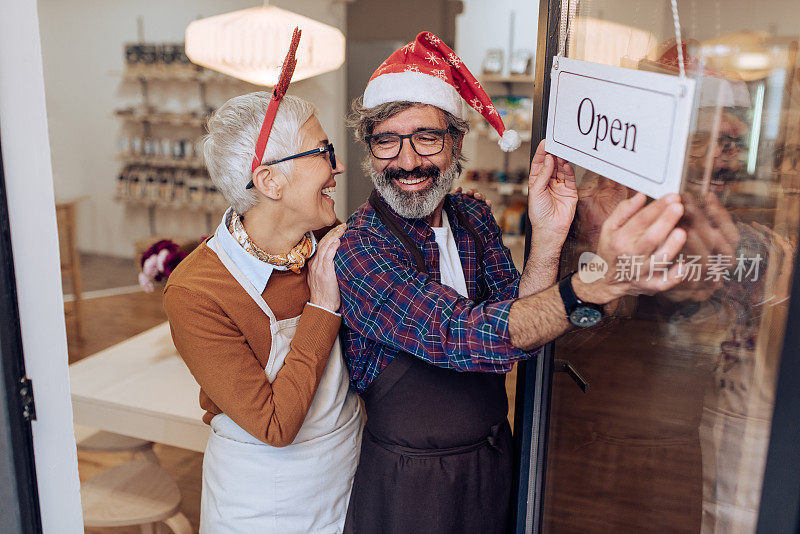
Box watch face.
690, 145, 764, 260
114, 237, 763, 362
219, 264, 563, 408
569, 306, 603, 327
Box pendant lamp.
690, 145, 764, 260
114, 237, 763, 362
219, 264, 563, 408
185, 4, 345, 86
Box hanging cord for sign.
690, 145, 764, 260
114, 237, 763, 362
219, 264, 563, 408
557, 0, 569, 58
670, 0, 686, 79
556, 0, 580, 65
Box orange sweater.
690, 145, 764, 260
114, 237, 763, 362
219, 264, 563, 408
163, 234, 341, 447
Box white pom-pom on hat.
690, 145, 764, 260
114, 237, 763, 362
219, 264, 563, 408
498, 129, 522, 152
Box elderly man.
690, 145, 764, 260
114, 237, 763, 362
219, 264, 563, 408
334, 32, 688, 533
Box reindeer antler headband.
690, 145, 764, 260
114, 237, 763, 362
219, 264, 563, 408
250, 27, 302, 172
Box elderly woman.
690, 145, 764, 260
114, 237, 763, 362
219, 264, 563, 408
163, 89, 362, 532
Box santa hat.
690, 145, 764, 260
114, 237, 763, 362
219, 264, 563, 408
363, 31, 522, 152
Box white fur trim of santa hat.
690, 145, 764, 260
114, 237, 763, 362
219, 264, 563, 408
363, 71, 464, 119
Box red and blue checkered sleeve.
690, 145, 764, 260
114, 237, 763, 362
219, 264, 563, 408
334, 227, 534, 373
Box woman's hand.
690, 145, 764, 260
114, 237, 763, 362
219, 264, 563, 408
454, 186, 492, 208
527, 139, 578, 258
308, 223, 347, 312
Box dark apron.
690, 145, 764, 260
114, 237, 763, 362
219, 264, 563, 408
343, 192, 513, 534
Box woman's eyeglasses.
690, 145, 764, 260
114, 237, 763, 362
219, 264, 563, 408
246, 143, 336, 189
364, 129, 448, 160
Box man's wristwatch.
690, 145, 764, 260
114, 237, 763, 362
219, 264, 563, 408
558, 271, 604, 327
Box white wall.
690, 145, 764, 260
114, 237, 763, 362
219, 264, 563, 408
0, 1, 83, 531
455, 0, 539, 77
38, 0, 347, 258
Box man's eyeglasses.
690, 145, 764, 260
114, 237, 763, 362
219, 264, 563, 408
246, 143, 336, 189
365, 129, 448, 160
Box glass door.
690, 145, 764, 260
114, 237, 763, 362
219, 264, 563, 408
522, 1, 800, 532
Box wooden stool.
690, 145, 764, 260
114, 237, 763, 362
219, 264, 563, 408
81, 460, 192, 533
75, 425, 159, 464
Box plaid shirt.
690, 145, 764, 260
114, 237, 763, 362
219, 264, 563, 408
335, 191, 541, 393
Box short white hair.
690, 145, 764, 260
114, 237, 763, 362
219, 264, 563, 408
202, 93, 318, 214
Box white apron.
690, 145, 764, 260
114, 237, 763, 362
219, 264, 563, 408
201, 231, 363, 534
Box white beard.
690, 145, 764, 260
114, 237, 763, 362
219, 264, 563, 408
368, 160, 460, 219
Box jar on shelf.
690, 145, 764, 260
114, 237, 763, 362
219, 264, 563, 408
172, 170, 189, 205
158, 171, 173, 204
160, 139, 171, 158
116, 173, 129, 198
139, 44, 157, 65
145, 174, 159, 202
188, 173, 206, 207
172, 139, 186, 160
128, 174, 143, 199
204, 183, 221, 211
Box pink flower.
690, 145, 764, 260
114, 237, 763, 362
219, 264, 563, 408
161, 249, 188, 279
140, 240, 179, 267
155, 248, 171, 273
138, 271, 155, 293
142, 254, 159, 278
138, 238, 190, 288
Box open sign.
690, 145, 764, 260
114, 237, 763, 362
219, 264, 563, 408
546, 57, 695, 198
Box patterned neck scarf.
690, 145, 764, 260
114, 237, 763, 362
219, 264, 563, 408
227, 210, 314, 274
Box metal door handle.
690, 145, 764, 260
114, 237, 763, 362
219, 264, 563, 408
554, 359, 589, 393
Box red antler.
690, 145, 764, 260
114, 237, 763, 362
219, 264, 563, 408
251, 27, 302, 172
272, 27, 301, 99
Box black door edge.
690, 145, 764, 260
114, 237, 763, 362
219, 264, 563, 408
0, 133, 44, 532
511, 1, 564, 533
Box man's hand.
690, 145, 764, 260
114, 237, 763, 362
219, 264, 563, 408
509, 188, 689, 352
572, 192, 687, 305
528, 139, 578, 259
660, 192, 739, 302
575, 172, 633, 249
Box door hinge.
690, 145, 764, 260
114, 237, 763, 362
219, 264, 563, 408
18, 377, 36, 422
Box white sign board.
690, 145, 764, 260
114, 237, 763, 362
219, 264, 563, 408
546, 57, 696, 198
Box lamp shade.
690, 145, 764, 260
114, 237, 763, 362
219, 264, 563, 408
185, 6, 345, 86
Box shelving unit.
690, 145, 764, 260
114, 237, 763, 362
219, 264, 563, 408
459, 179, 528, 196
460, 74, 534, 270
114, 42, 258, 236
480, 74, 535, 84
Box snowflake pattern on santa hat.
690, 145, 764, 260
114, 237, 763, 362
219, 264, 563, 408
361, 31, 521, 152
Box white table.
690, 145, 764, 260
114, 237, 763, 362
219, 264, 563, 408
70, 322, 209, 453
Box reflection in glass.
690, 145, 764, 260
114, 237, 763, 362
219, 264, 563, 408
541, 4, 799, 533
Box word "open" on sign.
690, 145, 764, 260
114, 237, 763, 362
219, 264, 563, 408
577, 97, 637, 152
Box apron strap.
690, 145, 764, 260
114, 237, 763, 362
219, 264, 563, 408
452, 207, 490, 303
210, 227, 279, 324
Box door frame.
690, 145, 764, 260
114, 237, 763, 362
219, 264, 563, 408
511, 0, 562, 532
0, 136, 42, 533
756, 244, 800, 533
0, 1, 84, 530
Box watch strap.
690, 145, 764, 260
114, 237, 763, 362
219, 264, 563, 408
558, 271, 605, 320
558, 271, 580, 315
